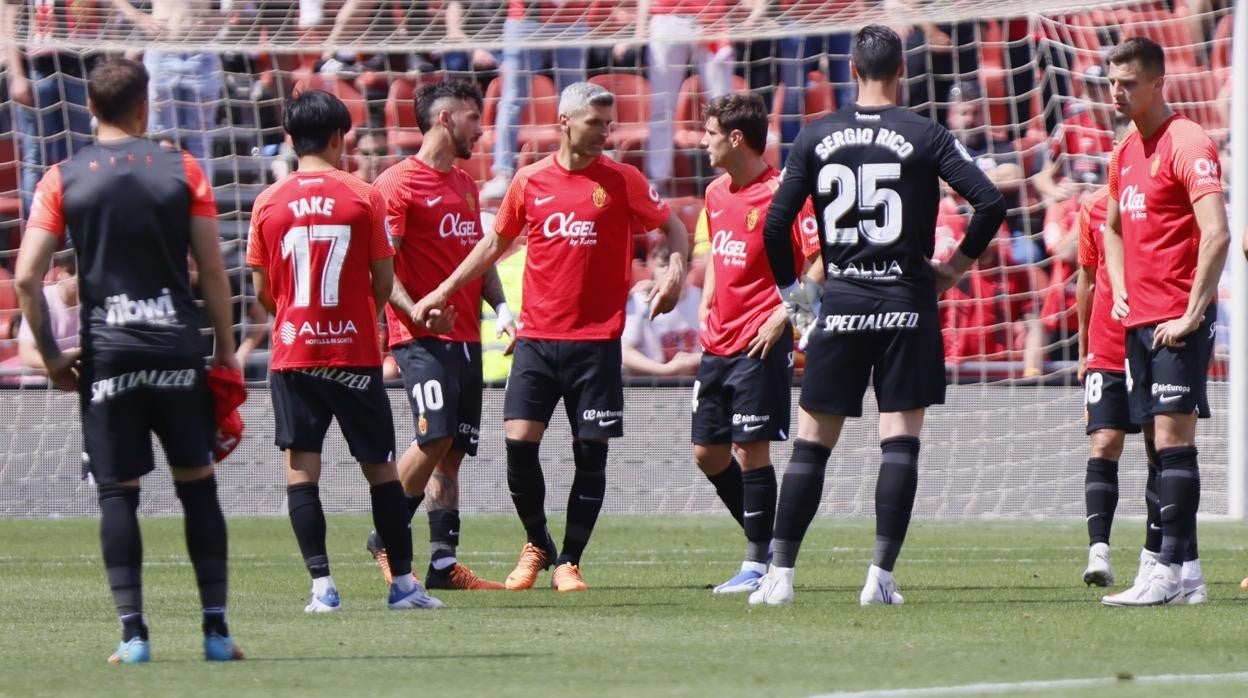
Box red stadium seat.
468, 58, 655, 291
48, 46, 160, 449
292, 74, 368, 128
0, 134, 20, 221
587, 73, 651, 154
1164, 67, 1226, 136
672, 75, 749, 150
803, 71, 835, 122
482, 74, 560, 169
385, 77, 424, 154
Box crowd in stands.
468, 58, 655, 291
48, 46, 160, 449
0, 0, 1236, 383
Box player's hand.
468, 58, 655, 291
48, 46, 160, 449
495, 302, 518, 356
423, 305, 458, 336
212, 349, 242, 374
647, 266, 684, 320
1153, 314, 1199, 349
746, 306, 789, 360
10, 75, 32, 107
779, 276, 819, 325
1076, 357, 1088, 385
412, 289, 450, 327
932, 260, 963, 295
44, 348, 82, 392
1111, 290, 1130, 321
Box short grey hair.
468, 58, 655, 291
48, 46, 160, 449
558, 82, 615, 117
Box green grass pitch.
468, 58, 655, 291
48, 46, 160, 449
1, 515, 1246, 697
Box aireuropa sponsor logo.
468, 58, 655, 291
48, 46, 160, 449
105, 289, 177, 327
1151, 382, 1191, 396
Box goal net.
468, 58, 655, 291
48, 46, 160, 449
0, 0, 1237, 520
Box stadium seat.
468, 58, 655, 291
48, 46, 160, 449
803, 71, 835, 122
672, 75, 748, 150
292, 74, 368, 128
1164, 68, 1226, 136
482, 74, 560, 169
0, 133, 20, 255
1210, 13, 1232, 74
1116, 6, 1199, 70
385, 77, 425, 154
587, 73, 651, 154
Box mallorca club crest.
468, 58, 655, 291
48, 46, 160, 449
418, 413, 428, 435
746, 207, 760, 230
1150, 155, 1161, 177
592, 184, 608, 208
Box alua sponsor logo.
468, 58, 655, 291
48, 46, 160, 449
284, 319, 359, 346
104, 288, 178, 327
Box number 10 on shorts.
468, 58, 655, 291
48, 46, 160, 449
412, 380, 444, 412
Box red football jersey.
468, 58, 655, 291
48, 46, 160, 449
246, 170, 394, 369
1108, 115, 1223, 329
701, 168, 820, 356
494, 155, 671, 341
373, 157, 484, 346
1076, 187, 1125, 372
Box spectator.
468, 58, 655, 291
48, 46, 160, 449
111, 0, 226, 181
1039, 185, 1088, 363
3, 0, 100, 217
622, 244, 701, 377
17, 250, 78, 371
352, 129, 393, 183
946, 80, 1041, 266
478, 0, 592, 200
1033, 64, 1117, 203
440, 0, 501, 78
634, 0, 735, 193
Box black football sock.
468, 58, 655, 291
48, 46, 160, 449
428, 508, 460, 569
707, 457, 745, 529
559, 440, 608, 566
741, 466, 776, 564
873, 437, 920, 572
370, 481, 414, 579
99, 484, 147, 642
1144, 440, 1162, 553
772, 440, 832, 568
1184, 470, 1201, 563
1084, 457, 1119, 546
175, 475, 229, 637
1156, 446, 1199, 567
286, 483, 330, 579
506, 439, 554, 549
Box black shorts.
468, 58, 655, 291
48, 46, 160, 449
692, 331, 793, 445
80, 352, 215, 485
1125, 304, 1215, 423
270, 367, 395, 463
800, 295, 945, 417
1084, 370, 1142, 435
392, 339, 483, 457
504, 339, 624, 440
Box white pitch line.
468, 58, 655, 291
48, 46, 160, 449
808, 671, 1248, 698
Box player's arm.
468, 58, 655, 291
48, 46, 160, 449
933, 127, 1008, 292
15, 166, 79, 389
1075, 266, 1094, 382
762, 135, 810, 290
251, 268, 276, 315
370, 257, 395, 315
647, 211, 690, 320
189, 216, 240, 369
414, 230, 517, 325
698, 250, 715, 327
482, 265, 518, 353
1153, 192, 1228, 348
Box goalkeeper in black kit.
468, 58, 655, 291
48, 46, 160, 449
750, 25, 1007, 606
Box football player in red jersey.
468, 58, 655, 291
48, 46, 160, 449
693, 93, 821, 594
248, 90, 442, 612
413, 82, 690, 592
366, 81, 510, 591
15, 58, 242, 663
1098, 37, 1228, 607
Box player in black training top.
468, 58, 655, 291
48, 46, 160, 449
14, 58, 244, 663
751, 25, 1007, 607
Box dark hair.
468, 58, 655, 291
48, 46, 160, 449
851, 25, 903, 82
704, 92, 768, 155
1107, 36, 1166, 78
87, 58, 149, 125
416, 80, 484, 133
283, 90, 354, 157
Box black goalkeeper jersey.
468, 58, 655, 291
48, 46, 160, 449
764, 103, 1005, 307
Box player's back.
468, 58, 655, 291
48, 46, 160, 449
52, 139, 210, 358
247, 169, 392, 370
793, 104, 963, 305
